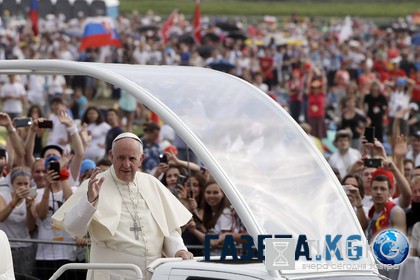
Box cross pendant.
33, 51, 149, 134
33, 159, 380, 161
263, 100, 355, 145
130, 221, 141, 240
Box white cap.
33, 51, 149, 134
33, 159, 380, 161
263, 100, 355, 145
113, 132, 143, 145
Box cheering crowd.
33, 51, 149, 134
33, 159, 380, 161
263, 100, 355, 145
0, 7, 419, 279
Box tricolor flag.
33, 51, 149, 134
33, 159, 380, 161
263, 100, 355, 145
29, 0, 39, 36
80, 17, 122, 51
193, 0, 201, 45
161, 9, 178, 45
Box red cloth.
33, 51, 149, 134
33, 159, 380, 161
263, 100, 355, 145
368, 200, 396, 237
411, 80, 420, 102
193, 0, 201, 45
372, 168, 394, 190
59, 168, 70, 181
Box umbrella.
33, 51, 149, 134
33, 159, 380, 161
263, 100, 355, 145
177, 34, 194, 45
202, 32, 220, 44
138, 25, 159, 33
215, 22, 239, 32
208, 59, 235, 73
227, 31, 247, 41
412, 33, 420, 46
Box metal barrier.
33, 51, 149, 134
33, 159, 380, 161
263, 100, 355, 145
49, 263, 143, 280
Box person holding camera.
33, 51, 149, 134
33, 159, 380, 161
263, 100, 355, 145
33, 155, 77, 280
0, 167, 36, 276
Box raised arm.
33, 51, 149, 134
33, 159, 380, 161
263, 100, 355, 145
57, 108, 84, 182
0, 112, 25, 166
383, 158, 411, 208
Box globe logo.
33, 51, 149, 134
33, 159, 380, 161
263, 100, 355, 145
371, 229, 409, 265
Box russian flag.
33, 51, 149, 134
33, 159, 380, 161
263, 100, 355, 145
29, 0, 39, 36
80, 17, 122, 51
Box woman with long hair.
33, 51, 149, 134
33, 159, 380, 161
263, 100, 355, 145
0, 167, 36, 276
81, 106, 111, 161
187, 180, 233, 255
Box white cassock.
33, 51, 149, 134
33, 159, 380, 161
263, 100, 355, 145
52, 166, 192, 280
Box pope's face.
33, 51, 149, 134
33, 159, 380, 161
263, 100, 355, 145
109, 138, 144, 183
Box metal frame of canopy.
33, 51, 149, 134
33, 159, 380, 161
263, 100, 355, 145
0, 60, 378, 278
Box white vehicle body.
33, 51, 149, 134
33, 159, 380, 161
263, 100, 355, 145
0, 60, 384, 279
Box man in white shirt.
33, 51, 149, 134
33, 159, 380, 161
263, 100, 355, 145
328, 130, 361, 178
0, 75, 26, 119
52, 133, 193, 280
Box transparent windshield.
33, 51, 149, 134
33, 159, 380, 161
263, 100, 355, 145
0, 61, 376, 274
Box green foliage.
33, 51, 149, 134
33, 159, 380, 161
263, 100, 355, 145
119, 0, 418, 18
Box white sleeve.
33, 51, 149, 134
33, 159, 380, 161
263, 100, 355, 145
63, 193, 96, 238
162, 230, 188, 257
218, 209, 233, 232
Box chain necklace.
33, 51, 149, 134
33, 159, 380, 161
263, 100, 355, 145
110, 172, 142, 240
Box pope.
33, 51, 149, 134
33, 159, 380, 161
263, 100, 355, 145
52, 132, 193, 280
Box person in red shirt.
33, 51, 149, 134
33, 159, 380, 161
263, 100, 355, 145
287, 69, 303, 122
387, 56, 407, 82
259, 48, 276, 89
307, 79, 326, 138
411, 69, 420, 106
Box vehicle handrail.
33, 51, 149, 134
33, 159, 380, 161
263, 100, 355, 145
49, 263, 143, 280
147, 257, 183, 273
146, 256, 234, 273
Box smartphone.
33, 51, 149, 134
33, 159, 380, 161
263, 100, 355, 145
28, 188, 37, 198
48, 161, 61, 181
364, 127, 375, 143
14, 117, 32, 128
364, 158, 382, 168
176, 175, 186, 187
159, 154, 168, 164
342, 185, 350, 195
0, 149, 6, 158
38, 120, 53, 129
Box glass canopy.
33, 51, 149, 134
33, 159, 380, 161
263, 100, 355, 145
0, 60, 377, 275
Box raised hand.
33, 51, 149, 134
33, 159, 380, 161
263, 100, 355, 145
393, 135, 408, 159
87, 167, 104, 205
0, 112, 13, 129
46, 169, 60, 184
80, 123, 92, 145
59, 150, 73, 170
57, 108, 73, 128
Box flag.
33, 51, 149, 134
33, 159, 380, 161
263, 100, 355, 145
80, 17, 122, 51
338, 16, 353, 44
161, 9, 178, 45
193, 0, 201, 45
29, 0, 39, 36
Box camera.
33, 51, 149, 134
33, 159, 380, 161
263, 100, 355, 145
48, 161, 61, 181
364, 127, 375, 143
14, 118, 32, 128
38, 120, 53, 129
364, 158, 382, 168
159, 154, 168, 164
0, 149, 6, 159
176, 175, 186, 187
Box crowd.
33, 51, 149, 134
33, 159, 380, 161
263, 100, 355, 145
0, 7, 418, 279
